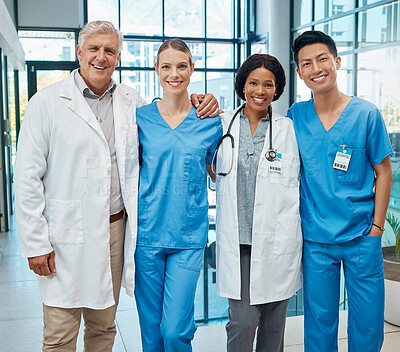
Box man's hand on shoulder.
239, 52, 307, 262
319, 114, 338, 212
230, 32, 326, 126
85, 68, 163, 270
190, 93, 223, 119
28, 251, 56, 276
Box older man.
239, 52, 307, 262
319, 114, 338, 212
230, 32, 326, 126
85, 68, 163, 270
15, 21, 218, 351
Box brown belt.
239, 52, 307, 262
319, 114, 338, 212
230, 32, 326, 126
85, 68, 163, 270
110, 208, 125, 223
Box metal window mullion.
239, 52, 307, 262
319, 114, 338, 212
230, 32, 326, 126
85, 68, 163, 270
162, 0, 165, 38
14, 70, 20, 143
83, 0, 88, 24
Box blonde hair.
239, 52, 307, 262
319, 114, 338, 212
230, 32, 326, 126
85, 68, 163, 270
78, 20, 123, 53
156, 38, 193, 66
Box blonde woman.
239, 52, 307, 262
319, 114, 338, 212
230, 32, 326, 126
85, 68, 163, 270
134, 39, 222, 352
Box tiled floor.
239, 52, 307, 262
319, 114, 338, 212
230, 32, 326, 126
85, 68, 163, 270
1, 215, 400, 351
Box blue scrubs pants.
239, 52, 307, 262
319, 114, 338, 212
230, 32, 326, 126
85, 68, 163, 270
134, 246, 204, 352
303, 236, 384, 352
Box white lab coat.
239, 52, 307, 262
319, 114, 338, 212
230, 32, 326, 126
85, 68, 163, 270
216, 107, 303, 305
15, 71, 145, 309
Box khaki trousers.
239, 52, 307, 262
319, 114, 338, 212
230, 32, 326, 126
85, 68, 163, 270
42, 215, 126, 352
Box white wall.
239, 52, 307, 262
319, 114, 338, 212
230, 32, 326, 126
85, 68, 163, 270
18, 0, 84, 29
256, 0, 291, 115
3, 0, 16, 25
0, 0, 24, 68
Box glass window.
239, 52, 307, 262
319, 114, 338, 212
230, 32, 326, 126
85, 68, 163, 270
292, 65, 312, 103
358, 46, 400, 243
314, 0, 354, 20
121, 41, 161, 68
251, 39, 268, 55
359, 0, 382, 5
87, 0, 119, 27
358, 3, 398, 47
18, 31, 76, 61
165, 0, 204, 37
206, 43, 233, 69
293, 0, 312, 27
357, 47, 400, 131
188, 71, 205, 96
121, 70, 161, 103
207, 0, 233, 38
337, 54, 353, 96
120, 0, 162, 36
207, 72, 235, 111
188, 43, 205, 69
315, 15, 354, 52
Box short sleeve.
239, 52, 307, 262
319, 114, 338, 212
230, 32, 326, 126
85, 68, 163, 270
206, 117, 223, 165
366, 107, 393, 166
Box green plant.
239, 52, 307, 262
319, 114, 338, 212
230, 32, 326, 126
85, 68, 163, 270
385, 211, 400, 262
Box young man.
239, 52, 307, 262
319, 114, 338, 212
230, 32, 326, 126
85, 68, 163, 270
288, 31, 392, 352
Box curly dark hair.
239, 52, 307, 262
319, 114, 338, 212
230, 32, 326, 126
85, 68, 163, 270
235, 54, 286, 102
292, 30, 337, 67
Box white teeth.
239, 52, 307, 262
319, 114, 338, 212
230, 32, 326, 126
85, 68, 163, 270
92, 64, 106, 70
312, 76, 326, 82
168, 81, 181, 87
253, 97, 266, 102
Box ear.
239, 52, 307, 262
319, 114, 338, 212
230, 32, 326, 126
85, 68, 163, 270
296, 67, 303, 80
189, 62, 195, 76
154, 62, 160, 77
335, 56, 341, 70
76, 45, 82, 62
115, 52, 121, 67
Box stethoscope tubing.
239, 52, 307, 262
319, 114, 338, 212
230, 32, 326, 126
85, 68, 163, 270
211, 103, 276, 176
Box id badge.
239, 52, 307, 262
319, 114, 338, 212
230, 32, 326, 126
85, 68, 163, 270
333, 146, 352, 171
269, 153, 282, 173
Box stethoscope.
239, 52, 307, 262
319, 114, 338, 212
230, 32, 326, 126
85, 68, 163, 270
211, 103, 277, 176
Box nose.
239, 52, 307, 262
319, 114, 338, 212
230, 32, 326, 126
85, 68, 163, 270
170, 67, 179, 77
256, 85, 266, 95
96, 48, 106, 61
311, 60, 321, 73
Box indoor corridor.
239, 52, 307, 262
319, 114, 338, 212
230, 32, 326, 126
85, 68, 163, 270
1, 215, 400, 351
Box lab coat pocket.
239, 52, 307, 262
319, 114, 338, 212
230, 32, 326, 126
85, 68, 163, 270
268, 154, 299, 188
183, 149, 207, 185
273, 214, 302, 255
337, 148, 366, 184
48, 199, 83, 244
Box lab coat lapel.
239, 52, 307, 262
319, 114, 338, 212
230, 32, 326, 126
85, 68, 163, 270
261, 108, 281, 156
113, 84, 133, 186
113, 84, 131, 141
231, 107, 241, 170
60, 73, 106, 142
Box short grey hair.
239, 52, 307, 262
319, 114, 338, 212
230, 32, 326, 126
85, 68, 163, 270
78, 20, 123, 53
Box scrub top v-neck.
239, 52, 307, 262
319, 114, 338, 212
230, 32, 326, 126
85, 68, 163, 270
136, 102, 222, 249
287, 96, 392, 244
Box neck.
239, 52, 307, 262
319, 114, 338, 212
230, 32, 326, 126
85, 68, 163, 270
79, 69, 110, 96
243, 104, 269, 123
313, 86, 346, 113
158, 91, 191, 113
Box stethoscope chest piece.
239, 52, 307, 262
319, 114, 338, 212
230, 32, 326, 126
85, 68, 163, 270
266, 149, 277, 162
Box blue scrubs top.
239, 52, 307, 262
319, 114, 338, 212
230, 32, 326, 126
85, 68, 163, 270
136, 102, 222, 249
287, 97, 392, 244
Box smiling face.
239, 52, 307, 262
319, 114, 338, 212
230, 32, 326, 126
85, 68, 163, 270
155, 48, 194, 97
76, 32, 121, 96
243, 66, 277, 115
296, 43, 341, 95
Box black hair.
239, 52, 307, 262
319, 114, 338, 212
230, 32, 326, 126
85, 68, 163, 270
292, 30, 338, 67
235, 54, 286, 101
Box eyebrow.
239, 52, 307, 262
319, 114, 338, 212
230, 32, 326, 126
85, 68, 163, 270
300, 52, 329, 62
248, 78, 275, 83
